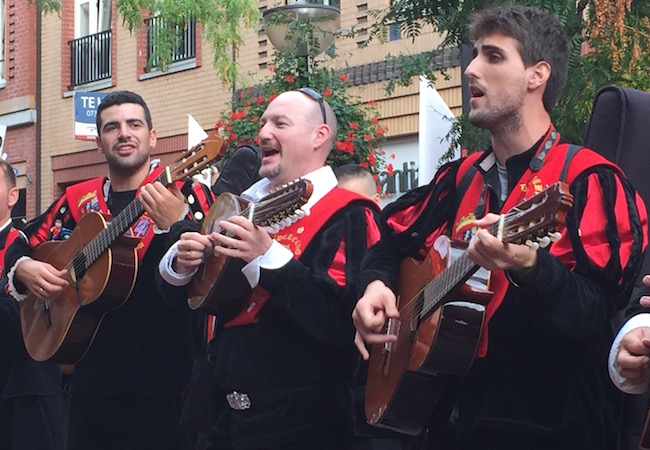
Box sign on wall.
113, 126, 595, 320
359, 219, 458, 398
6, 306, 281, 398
74, 92, 108, 141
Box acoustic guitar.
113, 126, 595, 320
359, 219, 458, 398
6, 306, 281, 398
187, 178, 313, 320
364, 182, 574, 435
19, 135, 223, 364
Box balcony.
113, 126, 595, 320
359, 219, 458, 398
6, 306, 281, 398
144, 16, 196, 73
68, 30, 112, 89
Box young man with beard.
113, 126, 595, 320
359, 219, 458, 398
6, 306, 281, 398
157, 89, 381, 449
352, 5, 647, 449
4, 90, 213, 449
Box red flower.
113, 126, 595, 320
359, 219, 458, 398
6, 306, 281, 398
323, 89, 332, 97
390, 153, 396, 159
376, 126, 385, 137
385, 163, 394, 176
349, 122, 359, 130
255, 96, 265, 105
229, 110, 246, 120
335, 140, 355, 155
228, 133, 238, 142
359, 161, 369, 169
364, 134, 372, 142
368, 152, 377, 166
285, 75, 295, 83
268, 66, 276, 72
269, 93, 278, 102
371, 117, 379, 124
339, 74, 349, 82
254, 136, 261, 145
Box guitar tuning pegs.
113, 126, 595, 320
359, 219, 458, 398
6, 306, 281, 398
538, 235, 551, 248
526, 240, 540, 251
550, 232, 562, 242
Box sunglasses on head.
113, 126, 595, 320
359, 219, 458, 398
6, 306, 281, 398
298, 87, 327, 125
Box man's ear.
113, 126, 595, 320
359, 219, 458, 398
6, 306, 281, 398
528, 60, 551, 91
96, 135, 104, 154
313, 123, 331, 149
149, 128, 157, 149
7, 186, 18, 209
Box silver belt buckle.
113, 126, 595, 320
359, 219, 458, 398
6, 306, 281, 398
226, 391, 251, 410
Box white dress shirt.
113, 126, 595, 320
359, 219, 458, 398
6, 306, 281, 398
158, 165, 338, 288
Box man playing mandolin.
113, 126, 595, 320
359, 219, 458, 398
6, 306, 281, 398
352, 5, 647, 450
157, 88, 381, 449
4, 90, 214, 449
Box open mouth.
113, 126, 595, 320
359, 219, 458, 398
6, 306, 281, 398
469, 85, 485, 98
261, 147, 280, 158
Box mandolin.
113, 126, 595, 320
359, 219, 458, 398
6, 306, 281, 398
187, 178, 313, 320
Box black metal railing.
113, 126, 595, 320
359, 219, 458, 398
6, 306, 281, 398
145, 16, 196, 71
69, 30, 112, 88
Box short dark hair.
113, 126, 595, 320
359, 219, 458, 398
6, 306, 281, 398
96, 90, 153, 134
334, 164, 372, 182
0, 159, 16, 190
469, 5, 568, 113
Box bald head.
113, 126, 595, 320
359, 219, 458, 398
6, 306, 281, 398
257, 90, 338, 187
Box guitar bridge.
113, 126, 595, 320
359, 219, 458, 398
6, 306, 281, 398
41, 300, 52, 328
381, 316, 400, 375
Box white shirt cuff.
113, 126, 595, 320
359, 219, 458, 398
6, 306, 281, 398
241, 240, 293, 288
608, 313, 650, 394
158, 241, 199, 287
7, 256, 32, 302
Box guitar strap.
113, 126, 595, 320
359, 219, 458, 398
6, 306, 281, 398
224, 187, 375, 328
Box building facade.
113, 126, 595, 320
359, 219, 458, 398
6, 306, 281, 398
30, 0, 463, 216
0, 0, 39, 223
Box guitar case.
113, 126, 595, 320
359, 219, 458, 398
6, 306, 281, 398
582, 85, 650, 450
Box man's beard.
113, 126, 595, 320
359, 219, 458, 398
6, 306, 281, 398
469, 103, 523, 134
259, 163, 282, 180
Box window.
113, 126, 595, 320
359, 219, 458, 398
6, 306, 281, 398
69, 0, 112, 88
388, 22, 401, 41
144, 16, 196, 72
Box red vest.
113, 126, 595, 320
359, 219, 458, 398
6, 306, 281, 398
451, 131, 622, 357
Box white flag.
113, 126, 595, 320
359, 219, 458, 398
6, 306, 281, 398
187, 114, 208, 149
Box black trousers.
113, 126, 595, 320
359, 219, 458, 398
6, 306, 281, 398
67, 393, 191, 450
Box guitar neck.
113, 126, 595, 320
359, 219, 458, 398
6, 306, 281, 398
419, 220, 503, 319
420, 253, 478, 319
82, 171, 167, 267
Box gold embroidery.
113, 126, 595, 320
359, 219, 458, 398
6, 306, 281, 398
77, 190, 98, 208
455, 213, 477, 233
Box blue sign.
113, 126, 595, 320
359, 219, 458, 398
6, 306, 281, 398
74, 92, 108, 141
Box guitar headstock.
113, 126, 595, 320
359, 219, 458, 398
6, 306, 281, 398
164, 135, 224, 185
250, 179, 314, 227
497, 182, 573, 247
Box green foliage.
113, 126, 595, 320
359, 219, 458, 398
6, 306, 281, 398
214, 50, 389, 177
368, 0, 650, 152
34, 0, 258, 85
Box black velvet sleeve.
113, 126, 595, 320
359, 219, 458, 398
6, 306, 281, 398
505, 167, 646, 344
211, 145, 261, 197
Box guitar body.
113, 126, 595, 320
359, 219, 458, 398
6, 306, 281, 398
187, 193, 252, 318
20, 211, 139, 363
365, 241, 491, 435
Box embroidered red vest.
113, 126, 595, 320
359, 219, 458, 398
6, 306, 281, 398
0, 227, 20, 274
451, 132, 621, 357
224, 187, 376, 327
65, 168, 164, 262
